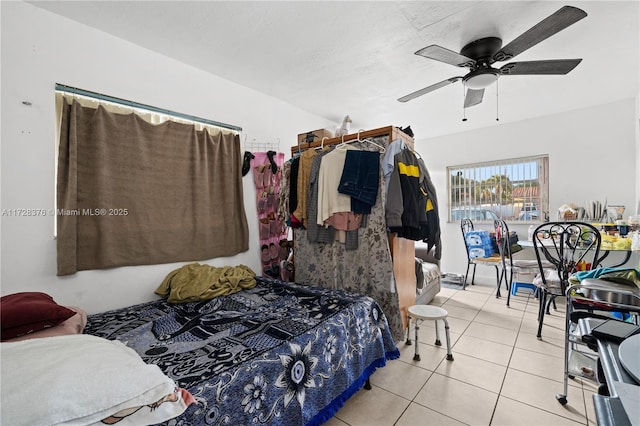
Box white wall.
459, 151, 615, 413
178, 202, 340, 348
0, 1, 332, 313
415, 98, 639, 280
2, 2, 638, 313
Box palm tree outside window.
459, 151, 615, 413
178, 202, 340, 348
447, 155, 549, 222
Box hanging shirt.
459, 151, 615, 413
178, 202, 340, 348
325, 212, 363, 231
307, 151, 336, 244
292, 149, 317, 227
316, 146, 355, 226
380, 139, 405, 193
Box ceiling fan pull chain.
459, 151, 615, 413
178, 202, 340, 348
496, 79, 500, 121
462, 82, 468, 122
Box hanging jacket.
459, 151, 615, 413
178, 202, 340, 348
418, 158, 442, 259
386, 148, 441, 258
386, 149, 428, 240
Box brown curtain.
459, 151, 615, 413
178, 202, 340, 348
57, 99, 248, 276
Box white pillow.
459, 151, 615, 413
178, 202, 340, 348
1, 334, 193, 426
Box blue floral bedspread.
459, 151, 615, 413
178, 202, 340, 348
84, 276, 400, 425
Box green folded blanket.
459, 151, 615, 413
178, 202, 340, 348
155, 263, 256, 303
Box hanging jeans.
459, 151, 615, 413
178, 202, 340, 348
338, 150, 380, 214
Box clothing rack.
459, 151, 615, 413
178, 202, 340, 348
291, 125, 414, 155
289, 124, 417, 331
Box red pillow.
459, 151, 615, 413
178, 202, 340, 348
0, 292, 76, 340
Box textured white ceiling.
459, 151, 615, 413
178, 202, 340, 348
29, 1, 640, 140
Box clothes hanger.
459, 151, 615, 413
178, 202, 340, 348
335, 134, 349, 150
315, 136, 329, 151
357, 129, 386, 153
408, 146, 422, 159
336, 130, 386, 153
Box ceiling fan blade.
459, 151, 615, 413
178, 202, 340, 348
499, 59, 582, 75
398, 77, 462, 103
493, 6, 587, 62
464, 88, 484, 108
415, 45, 475, 68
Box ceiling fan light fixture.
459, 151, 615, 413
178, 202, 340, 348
464, 70, 499, 89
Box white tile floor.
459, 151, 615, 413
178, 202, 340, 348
324, 278, 598, 426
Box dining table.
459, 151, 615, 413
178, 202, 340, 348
517, 239, 637, 268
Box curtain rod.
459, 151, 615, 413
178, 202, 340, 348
55, 83, 243, 132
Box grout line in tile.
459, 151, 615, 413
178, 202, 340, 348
401, 279, 593, 426
400, 401, 473, 426
487, 311, 522, 425
410, 372, 496, 424
496, 394, 588, 425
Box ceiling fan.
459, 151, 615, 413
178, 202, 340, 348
398, 5, 587, 108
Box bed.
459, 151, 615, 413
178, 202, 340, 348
83, 275, 400, 425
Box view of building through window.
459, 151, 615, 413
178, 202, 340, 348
447, 155, 549, 222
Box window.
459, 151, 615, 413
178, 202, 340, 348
447, 155, 549, 223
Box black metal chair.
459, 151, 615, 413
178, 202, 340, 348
531, 221, 601, 338
494, 219, 551, 307
461, 219, 501, 293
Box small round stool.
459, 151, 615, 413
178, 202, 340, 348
406, 305, 454, 361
